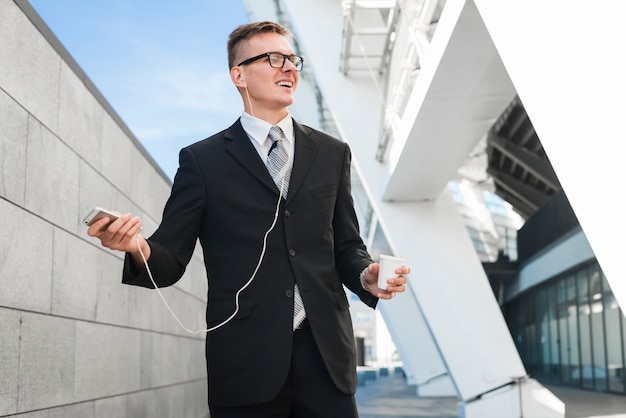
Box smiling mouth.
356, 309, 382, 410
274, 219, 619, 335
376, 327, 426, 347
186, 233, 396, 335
277, 81, 293, 88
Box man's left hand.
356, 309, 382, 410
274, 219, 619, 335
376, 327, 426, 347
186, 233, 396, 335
360, 263, 409, 300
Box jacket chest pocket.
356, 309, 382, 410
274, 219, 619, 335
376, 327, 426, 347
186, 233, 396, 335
312, 185, 336, 200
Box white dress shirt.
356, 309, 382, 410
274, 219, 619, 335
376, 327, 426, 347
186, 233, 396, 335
240, 111, 295, 167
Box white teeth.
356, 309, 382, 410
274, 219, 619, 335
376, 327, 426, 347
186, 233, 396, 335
277, 81, 293, 87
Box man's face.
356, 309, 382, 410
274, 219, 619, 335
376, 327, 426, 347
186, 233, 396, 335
236, 32, 300, 116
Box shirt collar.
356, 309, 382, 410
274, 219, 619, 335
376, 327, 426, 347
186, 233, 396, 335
241, 112, 294, 147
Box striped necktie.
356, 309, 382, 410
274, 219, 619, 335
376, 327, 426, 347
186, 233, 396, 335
266, 126, 305, 329
266, 126, 291, 199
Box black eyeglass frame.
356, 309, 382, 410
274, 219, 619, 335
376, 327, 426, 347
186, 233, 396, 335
237, 52, 304, 72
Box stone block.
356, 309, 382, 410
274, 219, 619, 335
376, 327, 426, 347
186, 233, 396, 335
0, 308, 20, 416
6, 410, 47, 418
95, 250, 129, 326
127, 286, 154, 331
57, 63, 104, 173
175, 334, 206, 383
130, 147, 157, 217
51, 228, 98, 320
47, 402, 95, 418
18, 313, 75, 411
136, 204, 160, 238
126, 383, 208, 418
114, 192, 149, 233
0, 0, 60, 132
152, 175, 173, 211
146, 332, 178, 387
126, 390, 158, 418
146, 168, 172, 217
95, 395, 127, 418
149, 285, 202, 336
140, 330, 204, 388
187, 337, 208, 382
184, 380, 209, 417
78, 160, 117, 232
139, 332, 154, 389
0, 90, 28, 205
74, 321, 141, 401
24, 117, 80, 234
0, 199, 53, 313
100, 113, 133, 197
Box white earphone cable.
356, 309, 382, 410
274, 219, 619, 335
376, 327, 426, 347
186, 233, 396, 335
244, 84, 255, 118
135, 176, 286, 334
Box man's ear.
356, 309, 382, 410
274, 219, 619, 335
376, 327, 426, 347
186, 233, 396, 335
231, 67, 246, 88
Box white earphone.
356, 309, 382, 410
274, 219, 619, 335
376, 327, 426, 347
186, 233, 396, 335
239, 73, 255, 117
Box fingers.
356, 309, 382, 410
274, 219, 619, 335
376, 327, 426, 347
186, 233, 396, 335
396, 265, 410, 275
107, 215, 143, 251
377, 265, 410, 300
90, 213, 143, 252
86, 216, 114, 237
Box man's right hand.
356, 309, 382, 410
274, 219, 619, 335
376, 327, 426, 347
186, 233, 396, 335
87, 213, 150, 267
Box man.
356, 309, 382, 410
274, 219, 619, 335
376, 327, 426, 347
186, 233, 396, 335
88, 21, 408, 417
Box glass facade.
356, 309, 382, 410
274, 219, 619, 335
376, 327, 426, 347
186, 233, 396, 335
448, 180, 523, 262
506, 260, 626, 394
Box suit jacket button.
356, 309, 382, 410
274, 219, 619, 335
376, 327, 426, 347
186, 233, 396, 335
284, 210, 291, 218
285, 289, 294, 298
289, 249, 296, 256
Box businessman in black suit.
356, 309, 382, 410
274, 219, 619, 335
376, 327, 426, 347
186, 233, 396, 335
88, 21, 408, 418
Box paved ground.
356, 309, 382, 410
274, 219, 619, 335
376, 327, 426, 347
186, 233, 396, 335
355, 369, 626, 418
355, 370, 457, 418
548, 384, 626, 418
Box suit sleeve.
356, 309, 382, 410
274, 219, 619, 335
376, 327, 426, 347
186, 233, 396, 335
333, 143, 378, 308
122, 147, 206, 288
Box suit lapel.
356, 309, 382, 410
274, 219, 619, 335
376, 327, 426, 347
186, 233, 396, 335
288, 121, 320, 204
224, 120, 278, 195
222, 119, 320, 202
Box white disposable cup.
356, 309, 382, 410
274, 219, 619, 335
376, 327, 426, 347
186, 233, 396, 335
378, 254, 405, 290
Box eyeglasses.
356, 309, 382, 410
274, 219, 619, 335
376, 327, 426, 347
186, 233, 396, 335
238, 52, 304, 72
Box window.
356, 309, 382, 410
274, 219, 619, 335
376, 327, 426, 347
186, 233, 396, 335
505, 261, 625, 394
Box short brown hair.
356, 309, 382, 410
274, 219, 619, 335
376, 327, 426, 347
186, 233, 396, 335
227, 21, 294, 68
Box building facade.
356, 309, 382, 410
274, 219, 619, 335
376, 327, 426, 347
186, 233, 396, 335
492, 190, 626, 395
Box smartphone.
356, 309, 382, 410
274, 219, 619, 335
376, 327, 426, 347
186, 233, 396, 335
83, 207, 120, 227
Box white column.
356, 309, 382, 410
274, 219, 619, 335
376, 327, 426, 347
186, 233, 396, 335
282, 0, 456, 395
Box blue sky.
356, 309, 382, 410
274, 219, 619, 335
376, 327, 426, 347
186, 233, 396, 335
29, 1, 250, 180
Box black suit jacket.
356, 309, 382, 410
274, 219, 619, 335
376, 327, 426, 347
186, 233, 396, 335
123, 119, 377, 407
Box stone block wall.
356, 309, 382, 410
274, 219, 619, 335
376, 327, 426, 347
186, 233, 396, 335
0, 1, 209, 416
